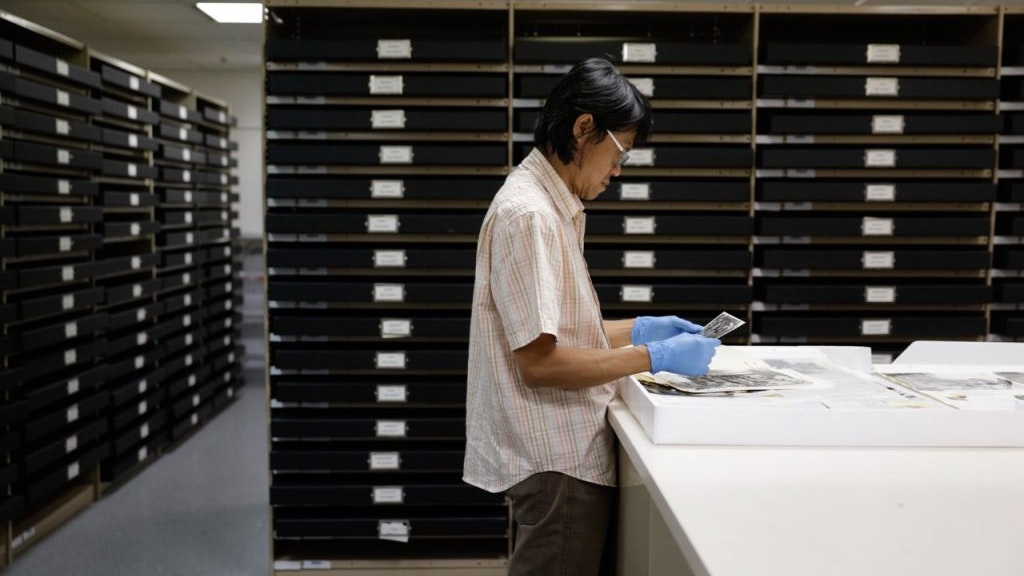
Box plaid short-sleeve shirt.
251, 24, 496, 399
463, 148, 620, 493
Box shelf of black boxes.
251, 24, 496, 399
994, 11, 1024, 342
511, 4, 755, 339
87, 53, 165, 484
265, 4, 509, 564
192, 93, 242, 433
752, 8, 999, 362
0, 15, 108, 554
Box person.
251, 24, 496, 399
463, 57, 721, 576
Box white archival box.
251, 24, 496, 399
620, 343, 1024, 447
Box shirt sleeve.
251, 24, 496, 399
489, 210, 565, 351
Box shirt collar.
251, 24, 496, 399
521, 147, 585, 223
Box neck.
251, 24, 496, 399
544, 149, 581, 199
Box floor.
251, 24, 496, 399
6, 252, 270, 576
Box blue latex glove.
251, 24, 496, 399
631, 315, 703, 346
646, 333, 721, 377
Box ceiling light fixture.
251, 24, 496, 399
195, 2, 263, 24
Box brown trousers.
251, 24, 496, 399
505, 471, 615, 576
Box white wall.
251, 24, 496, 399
161, 70, 264, 240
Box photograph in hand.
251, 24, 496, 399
701, 311, 746, 339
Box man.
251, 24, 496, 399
464, 58, 721, 576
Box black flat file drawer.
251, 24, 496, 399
515, 143, 751, 168
997, 214, 1024, 235
101, 98, 160, 124
759, 76, 999, 100
102, 128, 159, 151
271, 483, 500, 507
269, 447, 465, 472
607, 180, 750, 202
268, 281, 473, 304
271, 378, 466, 404
3, 107, 102, 142
994, 247, 1024, 269
585, 248, 751, 271
104, 220, 160, 239
159, 144, 206, 164
20, 313, 109, 351
265, 213, 484, 235
1002, 113, 1024, 135
157, 122, 204, 144
514, 38, 750, 65
23, 389, 109, 446
266, 72, 508, 98
758, 181, 996, 203
999, 181, 1024, 203
761, 283, 991, 304
158, 101, 203, 124
24, 418, 107, 477
266, 142, 506, 166
11, 141, 103, 170
755, 313, 986, 338
267, 107, 508, 132
759, 147, 994, 169
15, 205, 103, 225
594, 283, 752, 304
515, 109, 750, 135
586, 214, 753, 236
997, 147, 1024, 169
271, 416, 465, 440
265, 177, 502, 201
103, 191, 158, 208
273, 514, 508, 540
18, 287, 104, 321
761, 112, 1000, 135
3, 73, 102, 115
102, 159, 159, 179
14, 46, 102, 89
266, 248, 476, 270
108, 302, 163, 332
265, 39, 506, 62
16, 260, 106, 290
991, 313, 1024, 337
24, 365, 107, 414
106, 279, 162, 307
0, 173, 97, 196
757, 215, 990, 237
272, 348, 469, 371
761, 43, 997, 67
8, 234, 103, 258
756, 248, 990, 270
995, 280, 1024, 303
271, 315, 469, 339
100, 64, 161, 97
517, 75, 752, 100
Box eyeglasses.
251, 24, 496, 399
605, 129, 629, 167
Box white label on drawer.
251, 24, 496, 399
865, 149, 896, 168
133, 284, 143, 298
135, 355, 145, 370
370, 452, 400, 470
184, 253, 193, 265
59, 236, 72, 252
367, 214, 399, 233
376, 351, 407, 369
381, 319, 412, 338
137, 332, 148, 346
374, 283, 405, 302
622, 42, 657, 63
371, 109, 406, 129
627, 77, 655, 97
223, 335, 231, 347
191, 413, 200, 426
374, 249, 406, 268
621, 285, 653, 303
223, 263, 232, 275
67, 378, 79, 395
221, 210, 228, 221
865, 77, 899, 97
178, 105, 188, 120
64, 348, 77, 366
138, 446, 148, 462
62, 294, 75, 310
377, 385, 407, 403
373, 486, 404, 504
188, 374, 197, 388
221, 156, 228, 167
138, 400, 148, 416
67, 462, 79, 481
182, 148, 192, 162
624, 250, 655, 269
184, 313, 193, 327
380, 145, 413, 164
624, 148, 654, 166
184, 212, 193, 224
128, 133, 139, 148
136, 308, 147, 322
369, 75, 404, 95
620, 183, 650, 201
138, 379, 147, 395
376, 420, 406, 438
871, 115, 904, 135
220, 174, 229, 185
184, 294, 193, 306
58, 179, 71, 194
129, 193, 140, 206
127, 163, 137, 177
67, 404, 79, 423
131, 222, 141, 236
861, 319, 892, 336
65, 322, 78, 339
131, 256, 141, 269
184, 191, 193, 203
192, 394, 201, 407
179, 127, 188, 141
226, 300, 233, 311
865, 286, 896, 303
55, 118, 69, 135
185, 333, 194, 346
140, 423, 149, 439
62, 266, 75, 282
60, 207, 73, 223
130, 76, 140, 91
371, 179, 404, 198
65, 435, 77, 454
186, 232, 195, 244
57, 149, 70, 165
219, 137, 227, 149
56, 59, 70, 76
183, 170, 192, 183
185, 352, 194, 366
624, 216, 655, 235
57, 89, 70, 106
867, 44, 901, 64
862, 217, 894, 236
377, 39, 412, 59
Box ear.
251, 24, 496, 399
573, 113, 595, 140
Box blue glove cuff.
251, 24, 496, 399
631, 316, 653, 346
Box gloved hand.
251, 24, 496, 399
646, 333, 721, 377
631, 315, 703, 346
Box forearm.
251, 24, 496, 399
602, 318, 635, 349
517, 341, 651, 390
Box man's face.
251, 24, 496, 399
576, 130, 634, 201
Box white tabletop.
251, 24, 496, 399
609, 399, 1024, 576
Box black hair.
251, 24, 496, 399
533, 57, 653, 166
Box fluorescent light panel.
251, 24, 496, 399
196, 2, 263, 24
